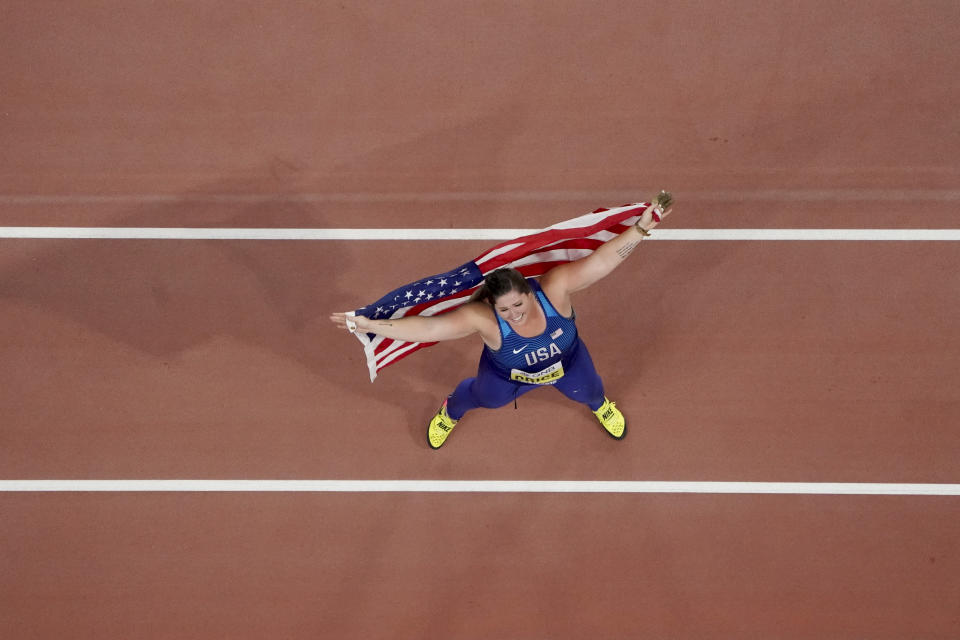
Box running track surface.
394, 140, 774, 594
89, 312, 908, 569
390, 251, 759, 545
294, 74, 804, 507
2, 2, 960, 638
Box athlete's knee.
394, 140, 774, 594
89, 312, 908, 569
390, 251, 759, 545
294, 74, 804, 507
555, 373, 604, 406
472, 387, 515, 409
446, 377, 478, 420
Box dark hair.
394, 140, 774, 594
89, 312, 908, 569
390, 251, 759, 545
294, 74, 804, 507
471, 268, 532, 305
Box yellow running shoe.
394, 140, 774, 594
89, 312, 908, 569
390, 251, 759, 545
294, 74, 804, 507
593, 397, 626, 439
427, 400, 458, 449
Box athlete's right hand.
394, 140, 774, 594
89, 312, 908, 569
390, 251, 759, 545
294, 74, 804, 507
330, 312, 360, 333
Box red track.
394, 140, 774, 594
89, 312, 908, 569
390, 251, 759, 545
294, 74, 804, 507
2, 2, 959, 638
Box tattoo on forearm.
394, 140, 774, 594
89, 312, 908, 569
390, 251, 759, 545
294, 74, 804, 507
616, 240, 640, 260
376, 321, 394, 327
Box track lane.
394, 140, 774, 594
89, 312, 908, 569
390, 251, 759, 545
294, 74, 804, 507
2, 240, 958, 482
2, 492, 958, 639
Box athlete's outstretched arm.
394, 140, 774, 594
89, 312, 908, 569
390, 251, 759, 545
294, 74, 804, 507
330, 301, 486, 343
542, 194, 673, 298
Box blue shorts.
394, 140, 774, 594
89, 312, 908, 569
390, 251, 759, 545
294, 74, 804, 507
446, 338, 605, 420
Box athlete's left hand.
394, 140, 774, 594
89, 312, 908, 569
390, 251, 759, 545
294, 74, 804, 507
638, 190, 673, 231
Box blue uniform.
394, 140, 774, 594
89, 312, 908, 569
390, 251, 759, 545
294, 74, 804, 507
446, 279, 605, 420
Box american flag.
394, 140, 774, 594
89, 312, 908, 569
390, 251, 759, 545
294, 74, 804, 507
348, 202, 649, 381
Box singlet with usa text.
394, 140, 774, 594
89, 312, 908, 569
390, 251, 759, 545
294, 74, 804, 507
485, 279, 579, 378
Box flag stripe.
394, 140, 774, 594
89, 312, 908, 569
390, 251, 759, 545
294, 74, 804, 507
474, 242, 527, 267
377, 340, 436, 368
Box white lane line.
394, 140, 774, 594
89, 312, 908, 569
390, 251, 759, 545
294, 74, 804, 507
1, 480, 959, 495
1, 228, 960, 241
2, 189, 960, 203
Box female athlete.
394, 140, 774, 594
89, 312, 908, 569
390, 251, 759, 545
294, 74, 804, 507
331, 192, 673, 449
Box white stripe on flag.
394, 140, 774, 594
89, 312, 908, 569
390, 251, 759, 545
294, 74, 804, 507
475, 242, 526, 267
376, 340, 424, 369
509, 248, 595, 268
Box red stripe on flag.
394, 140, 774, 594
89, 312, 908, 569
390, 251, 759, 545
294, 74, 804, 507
375, 340, 438, 367
512, 260, 570, 278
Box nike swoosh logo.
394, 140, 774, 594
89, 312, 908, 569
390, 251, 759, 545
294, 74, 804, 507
512, 345, 529, 354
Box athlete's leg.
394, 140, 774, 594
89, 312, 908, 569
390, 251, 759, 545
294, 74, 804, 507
446, 351, 537, 420
553, 339, 625, 438
552, 339, 606, 411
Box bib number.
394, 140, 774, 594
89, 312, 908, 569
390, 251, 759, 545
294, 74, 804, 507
510, 361, 565, 385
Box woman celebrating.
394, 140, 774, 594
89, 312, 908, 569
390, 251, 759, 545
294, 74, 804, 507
331, 192, 673, 449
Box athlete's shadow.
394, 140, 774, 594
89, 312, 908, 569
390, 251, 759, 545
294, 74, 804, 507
0, 160, 362, 396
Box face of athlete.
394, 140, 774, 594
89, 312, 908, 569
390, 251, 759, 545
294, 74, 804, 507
493, 290, 537, 327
